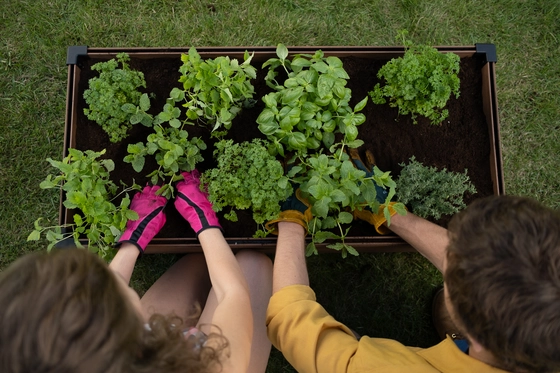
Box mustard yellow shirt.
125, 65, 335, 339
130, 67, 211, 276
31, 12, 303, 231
266, 285, 509, 373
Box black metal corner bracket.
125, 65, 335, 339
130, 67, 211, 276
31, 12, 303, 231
66, 45, 88, 65
475, 44, 497, 63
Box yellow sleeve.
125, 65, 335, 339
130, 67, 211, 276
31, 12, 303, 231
266, 285, 360, 373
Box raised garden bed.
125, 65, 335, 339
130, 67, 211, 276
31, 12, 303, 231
63, 45, 503, 254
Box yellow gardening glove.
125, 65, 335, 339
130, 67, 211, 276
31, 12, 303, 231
265, 189, 313, 235
353, 202, 404, 235
348, 148, 407, 234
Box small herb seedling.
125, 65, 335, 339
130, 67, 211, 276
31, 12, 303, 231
84, 53, 154, 142
29, 149, 139, 260
169, 47, 257, 135
290, 148, 406, 257
124, 106, 206, 199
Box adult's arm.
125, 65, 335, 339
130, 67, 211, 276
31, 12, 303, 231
268, 221, 359, 373
198, 228, 253, 373
385, 212, 449, 273
272, 222, 309, 293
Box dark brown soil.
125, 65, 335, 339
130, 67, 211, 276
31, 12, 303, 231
74, 53, 492, 240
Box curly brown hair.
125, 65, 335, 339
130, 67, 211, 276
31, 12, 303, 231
445, 195, 560, 373
0, 248, 228, 373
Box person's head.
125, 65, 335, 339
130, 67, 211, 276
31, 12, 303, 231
0, 248, 227, 373
444, 195, 560, 372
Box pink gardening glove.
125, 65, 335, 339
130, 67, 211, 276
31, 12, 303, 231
175, 170, 222, 237
118, 185, 167, 252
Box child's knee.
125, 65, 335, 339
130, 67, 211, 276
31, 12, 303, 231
236, 250, 272, 271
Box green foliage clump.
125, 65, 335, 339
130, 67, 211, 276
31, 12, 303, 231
28, 149, 139, 260
369, 30, 460, 125
83, 52, 153, 142
396, 156, 476, 219
124, 107, 207, 199
166, 47, 257, 135
257, 44, 368, 156
201, 139, 293, 236
256, 44, 405, 257
290, 150, 406, 258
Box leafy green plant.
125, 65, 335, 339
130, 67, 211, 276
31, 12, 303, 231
83, 52, 153, 142
201, 139, 292, 237
165, 47, 257, 135
369, 30, 460, 125
290, 149, 406, 258
396, 156, 476, 219
124, 106, 206, 199
257, 44, 368, 156
28, 149, 139, 260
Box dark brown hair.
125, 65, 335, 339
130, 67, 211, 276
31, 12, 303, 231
0, 248, 227, 373
445, 195, 560, 373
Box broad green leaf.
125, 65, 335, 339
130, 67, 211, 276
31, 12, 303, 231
130, 113, 143, 125
326, 242, 344, 251
338, 211, 353, 224
314, 230, 339, 243
313, 197, 331, 218
312, 61, 328, 73
305, 241, 318, 257
288, 132, 307, 150
169, 118, 181, 128
27, 230, 41, 241
276, 44, 289, 60
383, 206, 392, 226
346, 139, 364, 148
345, 244, 359, 256
344, 124, 358, 141
354, 96, 368, 112
393, 203, 408, 216
317, 74, 336, 99
139, 93, 151, 111
131, 155, 145, 172
74, 214, 84, 226
273, 176, 287, 190
121, 103, 137, 114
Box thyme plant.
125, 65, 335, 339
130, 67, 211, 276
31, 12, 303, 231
396, 156, 476, 219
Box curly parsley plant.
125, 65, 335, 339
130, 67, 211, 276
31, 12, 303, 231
201, 139, 293, 237
369, 30, 460, 125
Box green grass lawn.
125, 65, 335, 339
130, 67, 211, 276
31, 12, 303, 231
1, 0, 559, 371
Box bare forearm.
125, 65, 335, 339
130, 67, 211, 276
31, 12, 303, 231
197, 228, 253, 373
273, 222, 309, 293
198, 228, 249, 300
109, 243, 140, 284
386, 212, 448, 273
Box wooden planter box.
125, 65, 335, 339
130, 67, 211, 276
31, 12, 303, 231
64, 45, 503, 254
